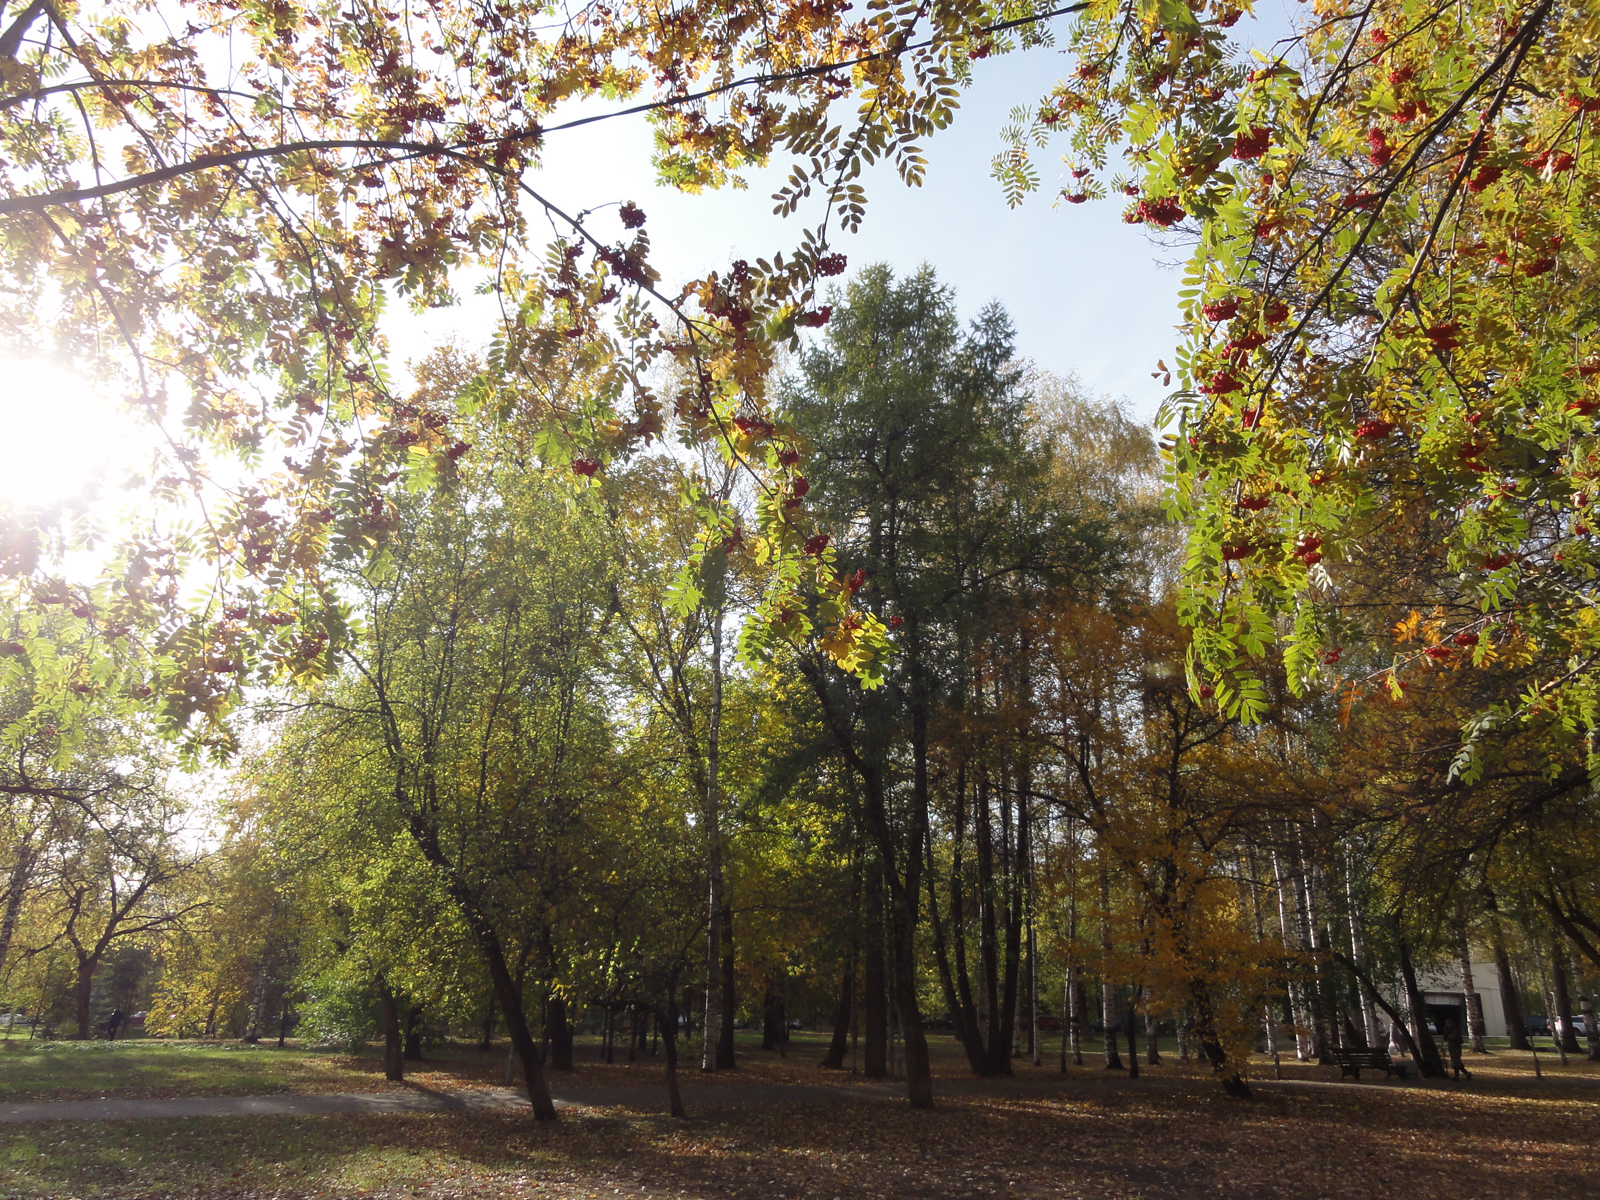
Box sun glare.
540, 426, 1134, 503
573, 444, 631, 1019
0, 356, 149, 509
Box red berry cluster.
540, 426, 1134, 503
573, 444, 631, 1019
1125, 196, 1185, 227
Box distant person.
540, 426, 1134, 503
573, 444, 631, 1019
1443, 1017, 1470, 1081
104, 1009, 125, 1041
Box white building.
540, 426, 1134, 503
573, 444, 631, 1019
1410, 960, 1512, 1038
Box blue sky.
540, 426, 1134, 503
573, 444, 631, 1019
388, 44, 1193, 426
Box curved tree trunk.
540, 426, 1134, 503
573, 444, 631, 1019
1397, 938, 1447, 1078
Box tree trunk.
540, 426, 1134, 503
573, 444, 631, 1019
1126, 995, 1139, 1079
1271, 849, 1313, 1060
1144, 993, 1161, 1065
376, 979, 404, 1082
1494, 932, 1531, 1049
546, 994, 574, 1070
0, 839, 33, 984
74, 954, 95, 1040
863, 861, 889, 1078
1344, 857, 1382, 1047
823, 971, 853, 1069
1552, 941, 1580, 1053
403, 1003, 425, 1061
718, 903, 736, 1068
1571, 954, 1599, 1061
1098, 857, 1123, 1070
663, 995, 686, 1118
702, 605, 725, 1073
407, 813, 557, 1118
242, 956, 270, 1044
1397, 938, 1447, 1078
480, 989, 496, 1051
1458, 924, 1486, 1053
762, 969, 785, 1051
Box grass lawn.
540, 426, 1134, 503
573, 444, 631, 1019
0, 1039, 384, 1102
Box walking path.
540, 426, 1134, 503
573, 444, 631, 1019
0, 1080, 882, 1124
2, 1067, 1592, 1123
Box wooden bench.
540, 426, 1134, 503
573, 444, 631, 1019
1329, 1047, 1409, 1080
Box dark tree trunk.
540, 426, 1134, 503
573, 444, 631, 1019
547, 994, 574, 1070
1126, 997, 1139, 1079
74, 956, 95, 1040
403, 1004, 425, 1061
923, 771, 987, 1075
406, 815, 556, 1118
377, 979, 404, 1082
1552, 942, 1580, 1053
479, 990, 496, 1051
761, 968, 787, 1053
1494, 934, 1531, 1050
718, 904, 737, 1068
1190, 977, 1249, 1096
1397, 938, 1447, 1078
822, 971, 853, 1069
663, 994, 686, 1118
863, 865, 889, 1077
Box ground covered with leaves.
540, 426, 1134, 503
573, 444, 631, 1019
2, 1053, 1598, 1199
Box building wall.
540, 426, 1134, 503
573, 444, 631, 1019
1413, 961, 1511, 1037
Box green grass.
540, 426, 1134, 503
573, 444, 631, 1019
0, 1039, 375, 1102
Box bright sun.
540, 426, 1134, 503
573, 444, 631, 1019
0, 356, 151, 510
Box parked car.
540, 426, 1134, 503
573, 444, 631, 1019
1036, 1015, 1063, 1033
1523, 1015, 1551, 1037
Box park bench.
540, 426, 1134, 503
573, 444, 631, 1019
1328, 1047, 1408, 1080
